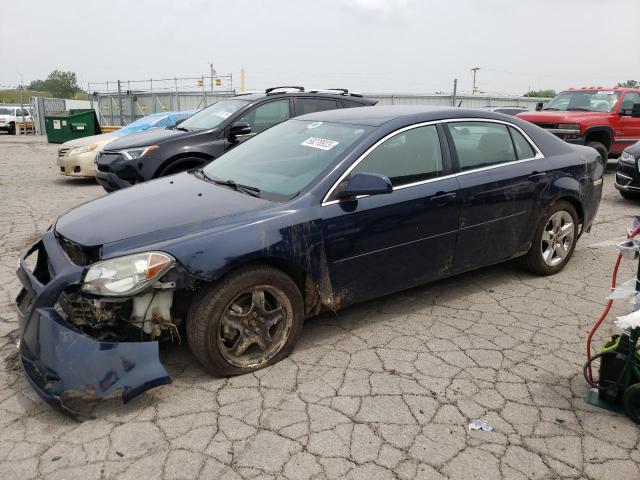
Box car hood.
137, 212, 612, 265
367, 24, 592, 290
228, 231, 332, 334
105, 127, 207, 150
517, 110, 610, 124
55, 172, 272, 246
626, 140, 640, 156
62, 133, 116, 148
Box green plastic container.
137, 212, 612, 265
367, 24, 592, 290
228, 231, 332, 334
45, 109, 102, 144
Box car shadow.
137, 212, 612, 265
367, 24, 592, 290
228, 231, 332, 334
52, 177, 98, 188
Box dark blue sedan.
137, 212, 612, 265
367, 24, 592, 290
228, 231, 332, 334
16, 106, 603, 415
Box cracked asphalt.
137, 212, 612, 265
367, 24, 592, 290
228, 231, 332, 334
1, 135, 640, 479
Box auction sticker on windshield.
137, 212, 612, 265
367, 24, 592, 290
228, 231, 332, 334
216, 111, 233, 119
301, 137, 339, 151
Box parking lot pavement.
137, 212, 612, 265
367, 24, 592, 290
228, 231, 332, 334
1, 135, 640, 480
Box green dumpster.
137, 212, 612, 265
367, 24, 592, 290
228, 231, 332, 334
45, 109, 102, 144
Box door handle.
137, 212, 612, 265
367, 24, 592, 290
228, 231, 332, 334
528, 171, 547, 181
431, 192, 457, 206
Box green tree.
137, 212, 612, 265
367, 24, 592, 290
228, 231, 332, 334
44, 70, 80, 98
524, 89, 557, 98
617, 80, 639, 88
27, 79, 47, 91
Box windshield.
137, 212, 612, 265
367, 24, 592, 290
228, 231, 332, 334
0, 108, 13, 115
178, 99, 249, 130
544, 90, 620, 112
201, 119, 372, 200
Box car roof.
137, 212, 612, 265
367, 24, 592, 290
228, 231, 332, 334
479, 106, 527, 111
294, 105, 525, 127
229, 91, 376, 105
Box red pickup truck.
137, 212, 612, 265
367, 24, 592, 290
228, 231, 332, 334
517, 87, 640, 161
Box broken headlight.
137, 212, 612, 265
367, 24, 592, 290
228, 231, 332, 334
81, 252, 174, 296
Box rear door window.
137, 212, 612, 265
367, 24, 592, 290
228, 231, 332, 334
239, 99, 290, 134
447, 121, 517, 171
293, 98, 340, 116
351, 124, 443, 187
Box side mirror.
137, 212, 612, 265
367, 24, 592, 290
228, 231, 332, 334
229, 121, 251, 140
535, 102, 544, 111
620, 102, 640, 117
336, 172, 393, 200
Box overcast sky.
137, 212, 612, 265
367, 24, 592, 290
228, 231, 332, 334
2, 0, 639, 96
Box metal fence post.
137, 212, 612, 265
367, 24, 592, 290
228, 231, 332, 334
175, 78, 180, 111
117, 80, 125, 125
128, 80, 134, 123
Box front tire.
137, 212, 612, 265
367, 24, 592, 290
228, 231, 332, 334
587, 141, 608, 166
523, 200, 579, 275
187, 265, 304, 376
8, 122, 15, 135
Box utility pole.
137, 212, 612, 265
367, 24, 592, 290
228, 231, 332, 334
240, 69, 245, 92
116, 79, 125, 125
452, 78, 458, 107
210, 63, 216, 91
17, 72, 26, 134
471, 67, 480, 95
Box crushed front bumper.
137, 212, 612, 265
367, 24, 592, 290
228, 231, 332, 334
15, 231, 171, 418
95, 152, 138, 192
95, 170, 133, 192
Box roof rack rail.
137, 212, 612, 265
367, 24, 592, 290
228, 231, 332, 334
234, 90, 265, 96
265, 86, 305, 94
306, 88, 363, 98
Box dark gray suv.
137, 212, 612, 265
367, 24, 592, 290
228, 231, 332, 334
95, 87, 377, 191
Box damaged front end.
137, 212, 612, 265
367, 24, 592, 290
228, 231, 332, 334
15, 230, 194, 418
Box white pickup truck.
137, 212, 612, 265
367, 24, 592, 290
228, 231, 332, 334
0, 105, 32, 134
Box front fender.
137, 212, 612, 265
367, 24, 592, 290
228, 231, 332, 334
157, 206, 336, 307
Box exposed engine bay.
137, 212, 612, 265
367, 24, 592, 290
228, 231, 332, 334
56, 269, 196, 343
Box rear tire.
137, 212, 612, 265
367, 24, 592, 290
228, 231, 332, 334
587, 141, 608, 165
186, 265, 304, 376
523, 200, 579, 275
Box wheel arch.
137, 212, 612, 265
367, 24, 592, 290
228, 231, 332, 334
155, 152, 213, 178
584, 126, 613, 151
549, 194, 585, 234
199, 256, 322, 318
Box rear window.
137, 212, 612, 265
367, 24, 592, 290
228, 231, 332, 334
447, 121, 518, 171
294, 98, 340, 116
509, 126, 536, 159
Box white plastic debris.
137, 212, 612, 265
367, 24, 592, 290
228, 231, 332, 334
615, 310, 640, 330
617, 238, 640, 260
468, 419, 493, 432
608, 278, 640, 300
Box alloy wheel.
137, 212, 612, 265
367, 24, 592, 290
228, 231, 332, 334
217, 285, 293, 368
540, 210, 575, 267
